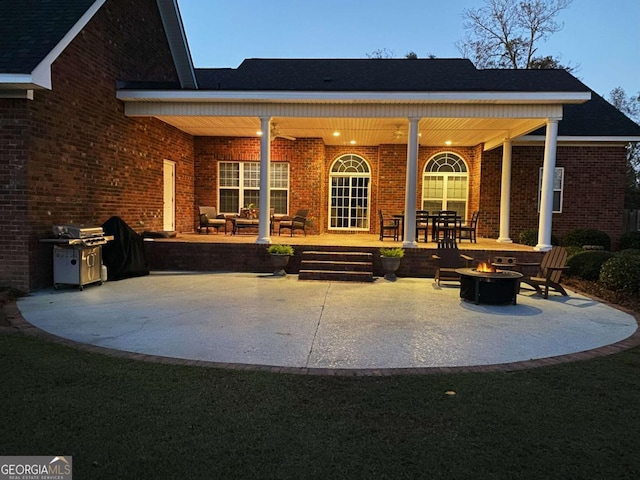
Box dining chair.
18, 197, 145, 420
379, 210, 400, 241
458, 210, 480, 243
433, 210, 459, 242
415, 210, 429, 242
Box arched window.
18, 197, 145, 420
422, 152, 468, 218
329, 154, 371, 230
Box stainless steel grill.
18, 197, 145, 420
42, 225, 113, 290
51, 224, 111, 246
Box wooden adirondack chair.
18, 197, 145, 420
431, 238, 474, 285
518, 246, 569, 299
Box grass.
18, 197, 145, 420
1, 331, 640, 479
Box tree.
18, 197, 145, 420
457, 0, 573, 70
610, 87, 640, 208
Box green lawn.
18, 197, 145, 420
1, 333, 639, 479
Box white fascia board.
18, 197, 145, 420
18, 0, 107, 90
518, 135, 640, 144
116, 89, 591, 104
0, 74, 42, 90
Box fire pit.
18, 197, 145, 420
456, 262, 523, 305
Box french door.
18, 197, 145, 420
329, 154, 370, 230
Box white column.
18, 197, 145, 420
256, 116, 272, 244
535, 118, 559, 252
402, 117, 420, 248
497, 139, 513, 243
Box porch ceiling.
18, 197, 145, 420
153, 115, 546, 148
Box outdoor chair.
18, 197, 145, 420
415, 210, 429, 242
279, 209, 309, 236
433, 210, 460, 241
198, 206, 226, 234
379, 210, 400, 241
517, 246, 569, 299
459, 210, 480, 243
432, 238, 474, 286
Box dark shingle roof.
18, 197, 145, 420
0, 0, 97, 73
194, 58, 589, 93
534, 90, 640, 137
193, 58, 640, 137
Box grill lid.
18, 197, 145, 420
52, 225, 104, 239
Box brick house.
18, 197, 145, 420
2, 0, 640, 292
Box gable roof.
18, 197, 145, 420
0, 0, 99, 74
0, 0, 196, 91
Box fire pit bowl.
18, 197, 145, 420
455, 265, 523, 305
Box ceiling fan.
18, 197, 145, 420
271, 123, 296, 141
392, 124, 404, 140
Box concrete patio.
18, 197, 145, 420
15, 271, 639, 374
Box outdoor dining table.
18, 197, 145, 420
393, 213, 461, 242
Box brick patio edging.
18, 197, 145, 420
2, 295, 639, 377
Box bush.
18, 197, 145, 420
518, 228, 560, 247
564, 246, 584, 259
599, 255, 640, 294
619, 231, 640, 250
563, 228, 611, 251
566, 250, 615, 281
616, 248, 640, 258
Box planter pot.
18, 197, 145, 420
270, 254, 291, 276
380, 256, 402, 281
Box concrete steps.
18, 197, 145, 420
299, 251, 374, 282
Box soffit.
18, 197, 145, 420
154, 115, 546, 148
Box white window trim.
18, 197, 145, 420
218, 161, 289, 215
538, 167, 564, 213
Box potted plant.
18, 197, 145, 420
267, 244, 294, 276
379, 247, 404, 281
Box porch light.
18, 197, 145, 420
445, 140, 452, 145
350, 140, 356, 145
257, 131, 263, 136
333, 131, 340, 137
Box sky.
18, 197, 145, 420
176, 0, 639, 99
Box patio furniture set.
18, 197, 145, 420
380, 210, 481, 243
198, 206, 309, 236
431, 239, 569, 305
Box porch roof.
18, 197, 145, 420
117, 58, 595, 149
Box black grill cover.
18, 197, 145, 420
101, 216, 150, 281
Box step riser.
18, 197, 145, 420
300, 260, 372, 272
299, 250, 374, 282
299, 271, 374, 282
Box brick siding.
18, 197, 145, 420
480, 145, 627, 247
0, 0, 194, 291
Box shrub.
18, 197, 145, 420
563, 228, 611, 251
267, 244, 294, 255
616, 248, 640, 258
518, 229, 560, 247
599, 255, 640, 294
380, 247, 404, 258
619, 231, 640, 250
564, 246, 584, 259
566, 250, 615, 281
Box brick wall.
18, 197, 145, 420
0, 99, 31, 291
480, 145, 627, 246
195, 136, 326, 233
0, 0, 195, 291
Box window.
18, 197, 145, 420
218, 162, 289, 214
421, 152, 468, 218
329, 154, 371, 230
538, 167, 564, 213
